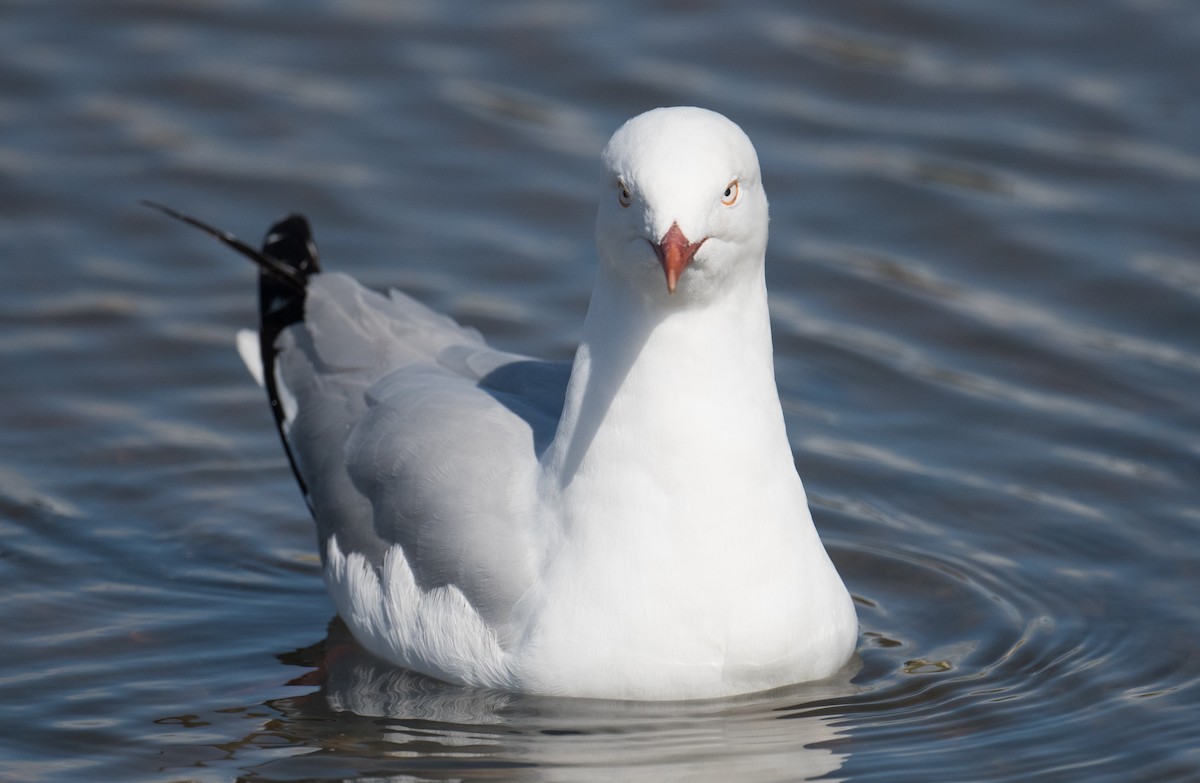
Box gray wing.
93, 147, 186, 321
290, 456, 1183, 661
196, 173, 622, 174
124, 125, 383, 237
274, 273, 569, 625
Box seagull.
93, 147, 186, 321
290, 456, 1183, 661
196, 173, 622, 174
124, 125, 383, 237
147, 106, 857, 700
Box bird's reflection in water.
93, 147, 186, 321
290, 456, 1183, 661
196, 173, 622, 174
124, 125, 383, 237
254, 618, 854, 782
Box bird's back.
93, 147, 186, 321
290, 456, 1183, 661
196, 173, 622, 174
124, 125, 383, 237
255, 270, 569, 692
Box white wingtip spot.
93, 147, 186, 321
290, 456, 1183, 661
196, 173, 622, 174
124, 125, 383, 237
236, 329, 265, 387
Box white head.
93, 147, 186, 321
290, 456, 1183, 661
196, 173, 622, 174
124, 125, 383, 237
595, 107, 769, 305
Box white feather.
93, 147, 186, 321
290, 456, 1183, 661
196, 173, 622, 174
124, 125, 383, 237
235, 328, 263, 387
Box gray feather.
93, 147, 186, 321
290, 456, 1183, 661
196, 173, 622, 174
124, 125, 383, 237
274, 274, 567, 627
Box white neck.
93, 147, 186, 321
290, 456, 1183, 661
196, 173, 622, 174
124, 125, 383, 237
542, 263, 805, 534
523, 255, 855, 698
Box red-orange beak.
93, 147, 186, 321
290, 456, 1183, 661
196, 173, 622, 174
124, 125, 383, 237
651, 223, 705, 294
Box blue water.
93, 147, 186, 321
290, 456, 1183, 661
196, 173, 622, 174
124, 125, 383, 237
2, 1, 1199, 780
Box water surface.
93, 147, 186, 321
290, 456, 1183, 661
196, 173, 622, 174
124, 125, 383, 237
2, 1, 1199, 780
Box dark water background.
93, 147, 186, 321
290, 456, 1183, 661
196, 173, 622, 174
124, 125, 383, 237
3, 1, 1199, 780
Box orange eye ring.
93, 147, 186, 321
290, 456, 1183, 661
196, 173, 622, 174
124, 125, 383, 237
721, 180, 739, 206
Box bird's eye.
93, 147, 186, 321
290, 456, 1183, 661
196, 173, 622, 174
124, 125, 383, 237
618, 181, 632, 208
721, 180, 739, 206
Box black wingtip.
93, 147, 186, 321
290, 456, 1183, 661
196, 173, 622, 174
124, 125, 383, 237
253, 211, 321, 506
144, 198, 319, 507
261, 214, 321, 281
140, 199, 309, 294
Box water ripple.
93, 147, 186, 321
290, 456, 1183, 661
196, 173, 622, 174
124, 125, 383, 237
1, 0, 1198, 780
